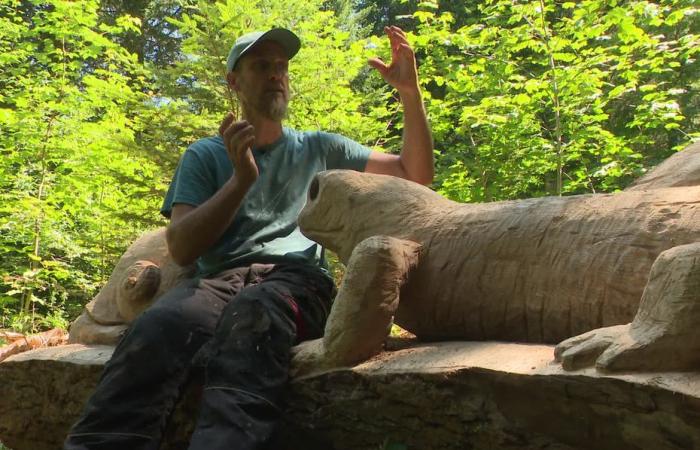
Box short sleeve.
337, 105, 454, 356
321, 132, 372, 172
160, 148, 217, 218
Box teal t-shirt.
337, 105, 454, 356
161, 127, 371, 276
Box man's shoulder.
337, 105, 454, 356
285, 128, 350, 148
284, 127, 321, 142
179, 135, 227, 170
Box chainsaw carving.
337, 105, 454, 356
292, 142, 700, 374
68, 229, 194, 345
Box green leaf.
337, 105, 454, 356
514, 93, 531, 105
27, 254, 42, 262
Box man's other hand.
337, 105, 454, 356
368, 26, 419, 96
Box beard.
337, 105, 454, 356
250, 91, 288, 121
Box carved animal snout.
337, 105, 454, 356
117, 260, 161, 322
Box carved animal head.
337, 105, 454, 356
116, 260, 161, 322
298, 170, 450, 263
69, 228, 194, 344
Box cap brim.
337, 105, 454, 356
241, 28, 301, 62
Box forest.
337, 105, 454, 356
0, 0, 698, 336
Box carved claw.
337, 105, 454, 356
558, 243, 700, 372
290, 338, 327, 377
555, 324, 634, 371
555, 322, 699, 372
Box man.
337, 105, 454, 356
64, 25, 432, 450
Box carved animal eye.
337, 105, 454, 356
309, 177, 319, 201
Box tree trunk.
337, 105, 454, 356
1, 343, 698, 450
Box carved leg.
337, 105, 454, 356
291, 235, 421, 377
555, 243, 700, 372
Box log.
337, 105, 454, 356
1, 343, 699, 450
0, 328, 67, 363
0, 345, 200, 450
626, 141, 700, 191
0, 331, 25, 343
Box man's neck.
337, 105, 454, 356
243, 112, 284, 148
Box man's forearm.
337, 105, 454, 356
399, 87, 434, 185
166, 177, 251, 266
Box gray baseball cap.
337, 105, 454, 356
226, 28, 301, 73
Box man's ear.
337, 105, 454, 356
226, 72, 237, 91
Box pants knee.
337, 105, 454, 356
223, 288, 295, 344
205, 292, 296, 383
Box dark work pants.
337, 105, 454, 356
64, 263, 335, 450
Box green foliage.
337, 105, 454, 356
409, 0, 699, 201
0, 0, 165, 331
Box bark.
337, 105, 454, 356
1, 343, 699, 450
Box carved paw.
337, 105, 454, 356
557, 243, 700, 372
555, 324, 654, 372
290, 338, 328, 378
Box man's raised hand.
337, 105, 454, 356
368, 26, 419, 96
220, 112, 259, 189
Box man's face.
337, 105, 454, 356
231, 40, 290, 121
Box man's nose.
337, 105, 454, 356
268, 65, 287, 80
